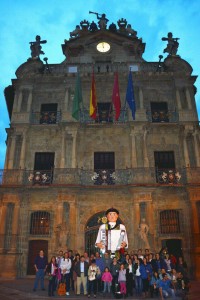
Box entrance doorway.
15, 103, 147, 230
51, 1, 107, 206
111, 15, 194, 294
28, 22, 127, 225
162, 239, 182, 259
27, 240, 48, 275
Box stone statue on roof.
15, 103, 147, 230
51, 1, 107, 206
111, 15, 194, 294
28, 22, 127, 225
162, 32, 179, 55
89, 11, 109, 29
126, 24, 137, 38
70, 25, 80, 38
29, 35, 47, 58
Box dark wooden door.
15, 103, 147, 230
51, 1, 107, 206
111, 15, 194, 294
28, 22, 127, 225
162, 239, 182, 260
27, 240, 48, 275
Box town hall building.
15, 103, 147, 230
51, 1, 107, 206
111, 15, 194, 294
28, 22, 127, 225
1, 13, 200, 279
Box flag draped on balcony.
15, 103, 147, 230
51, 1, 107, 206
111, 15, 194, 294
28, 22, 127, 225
126, 71, 136, 120
112, 72, 121, 121
72, 72, 83, 120
89, 71, 97, 120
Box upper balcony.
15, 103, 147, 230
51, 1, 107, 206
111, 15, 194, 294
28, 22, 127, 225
31, 110, 62, 125
0, 167, 199, 187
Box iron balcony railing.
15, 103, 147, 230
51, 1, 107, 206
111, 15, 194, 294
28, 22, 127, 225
31, 111, 62, 125
1, 167, 199, 186
79, 108, 128, 123
146, 109, 179, 123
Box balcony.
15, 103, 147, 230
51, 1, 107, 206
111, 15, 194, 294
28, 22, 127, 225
79, 108, 128, 124
146, 109, 179, 123
0, 167, 199, 187
31, 111, 61, 125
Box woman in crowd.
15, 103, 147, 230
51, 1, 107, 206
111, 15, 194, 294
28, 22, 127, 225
73, 253, 80, 294
60, 251, 72, 296
46, 256, 59, 297
134, 258, 143, 297
140, 256, 152, 298
126, 258, 134, 297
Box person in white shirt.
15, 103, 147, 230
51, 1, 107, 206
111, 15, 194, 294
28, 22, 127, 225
60, 252, 72, 296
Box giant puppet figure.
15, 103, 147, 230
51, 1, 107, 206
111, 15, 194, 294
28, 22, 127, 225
95, 208, 128, 257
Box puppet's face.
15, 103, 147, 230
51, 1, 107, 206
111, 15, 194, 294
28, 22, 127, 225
107, 212, 118, 223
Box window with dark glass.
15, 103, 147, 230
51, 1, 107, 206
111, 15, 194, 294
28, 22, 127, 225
160, 210, 180, 234
96, 102, 112, 123
154, 151, 175, 169
94, 152, 115, 171
151, 102, 169, 122
30, 211, 50, 235
34, 152, 55, 171
40, 103, 58, 124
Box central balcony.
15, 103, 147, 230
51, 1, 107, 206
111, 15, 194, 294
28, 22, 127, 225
0, 167, 199, 187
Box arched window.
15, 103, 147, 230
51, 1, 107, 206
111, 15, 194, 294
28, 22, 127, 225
160, 210, 180, 234
30, 211, 50, 235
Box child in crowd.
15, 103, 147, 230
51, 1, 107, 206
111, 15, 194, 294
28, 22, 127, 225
101, 267, 113, 296
118, 263, 126, 296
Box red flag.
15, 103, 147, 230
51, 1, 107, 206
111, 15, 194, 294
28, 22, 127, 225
89, 72, 97, 120
112, 72, 121, 121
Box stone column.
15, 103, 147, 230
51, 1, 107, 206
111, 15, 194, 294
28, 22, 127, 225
139, 88, 144, 109
130, 131, 137, 167
191, 202, 199, 234
13, 91, 19, 113
17, 89, 23, 112
8, 136, 16, 169
69, 201, 76, 249
176, 88, 182, 109
146, 201, 154, 234
60, 130, 66, 168
143, 129, 149, 167
71, 131, 77, 168
10, 203, 20, 251
0, 204, 7, 251
64, 88, 69, 111
56, 202, 63, 225
134, 202, 140, 250
186, 88, 192, 109
19, 131, 27, 169
27, 88, 33, 112
193, 131, 200, 167
183, 134, 190, 167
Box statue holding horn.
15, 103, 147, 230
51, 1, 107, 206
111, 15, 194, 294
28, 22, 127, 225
89, 11, 109, 29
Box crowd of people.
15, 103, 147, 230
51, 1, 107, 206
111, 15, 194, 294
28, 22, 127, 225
32, 247, 190, 299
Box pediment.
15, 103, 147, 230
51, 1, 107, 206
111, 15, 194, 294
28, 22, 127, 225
62, 29, 145, 60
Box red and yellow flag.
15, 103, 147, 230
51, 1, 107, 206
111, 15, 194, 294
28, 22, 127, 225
89, 72, 97, 120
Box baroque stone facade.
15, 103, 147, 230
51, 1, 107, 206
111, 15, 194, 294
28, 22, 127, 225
1, 14, 200, 279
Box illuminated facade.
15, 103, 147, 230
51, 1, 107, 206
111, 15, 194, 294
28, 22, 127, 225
1, 14, 200, 279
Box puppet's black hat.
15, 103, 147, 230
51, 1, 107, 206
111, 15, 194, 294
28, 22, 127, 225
105, 207, 119, 215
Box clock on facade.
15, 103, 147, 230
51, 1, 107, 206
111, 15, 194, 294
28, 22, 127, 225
96, 42, 111, 53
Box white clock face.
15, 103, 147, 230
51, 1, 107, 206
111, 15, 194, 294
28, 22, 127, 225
96, 42, 110, 53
